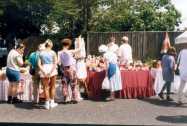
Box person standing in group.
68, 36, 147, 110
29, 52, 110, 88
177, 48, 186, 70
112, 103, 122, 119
28, 43, 45, 106
177, 47, 187, 105
38, 40, 58, 109
158, 47, 176, 101
99, 45, 122, 101
107, 36, 119, 54
6, 42, 25, 104
58, 38, 80, 104
118, 36, 133, 66
74, 35, 88, 99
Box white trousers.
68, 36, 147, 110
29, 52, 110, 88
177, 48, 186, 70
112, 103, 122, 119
178, 79, 187, 102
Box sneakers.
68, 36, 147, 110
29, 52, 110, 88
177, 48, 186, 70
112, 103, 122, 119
50, 100, 58, 108
44, 100, 58, 109
44, 101, 50, 110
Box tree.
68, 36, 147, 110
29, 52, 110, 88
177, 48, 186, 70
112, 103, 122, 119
89, 0, 181, 31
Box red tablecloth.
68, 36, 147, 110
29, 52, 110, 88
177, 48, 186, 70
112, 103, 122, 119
87, 70, 155, 100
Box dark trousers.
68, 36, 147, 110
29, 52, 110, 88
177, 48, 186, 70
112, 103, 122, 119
160, 81, 172, 96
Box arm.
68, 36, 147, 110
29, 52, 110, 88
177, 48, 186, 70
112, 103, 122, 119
16, 55, 24, 67
169, 57, 175, 73
38, 56, 46, 76
57, 51, 61, 65
49, 51, 57, 76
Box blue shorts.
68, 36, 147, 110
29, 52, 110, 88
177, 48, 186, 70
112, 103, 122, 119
6, 68, 20, 83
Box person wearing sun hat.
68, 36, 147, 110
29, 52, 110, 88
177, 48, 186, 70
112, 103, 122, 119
99, 44, 122, 101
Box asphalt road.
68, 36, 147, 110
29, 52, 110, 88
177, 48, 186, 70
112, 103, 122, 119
1, 95, 187, 125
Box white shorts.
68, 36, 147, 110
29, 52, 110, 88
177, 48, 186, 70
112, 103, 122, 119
39, 64, 58, 78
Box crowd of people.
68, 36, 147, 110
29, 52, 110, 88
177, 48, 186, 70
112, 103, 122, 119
3, 34, 187, 109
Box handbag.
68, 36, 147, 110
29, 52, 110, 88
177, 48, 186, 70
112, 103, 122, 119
175, 66, 180, 75
102, 76, 110, 90
175, 54, 181, 75
29, 66, 35, 75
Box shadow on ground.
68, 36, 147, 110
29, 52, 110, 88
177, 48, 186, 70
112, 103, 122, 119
0, 123, 124, 126
13, 102, 44, 110
139, 97, 187, 108
156, 115, 187, 124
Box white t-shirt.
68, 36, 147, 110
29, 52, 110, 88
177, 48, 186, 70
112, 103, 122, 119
7, 49, 23, 71
118, 43, 133, 65
107, 42, 119, 54
178, 49, 187, 81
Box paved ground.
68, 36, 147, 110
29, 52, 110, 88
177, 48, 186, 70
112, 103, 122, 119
1, 95, 187, 125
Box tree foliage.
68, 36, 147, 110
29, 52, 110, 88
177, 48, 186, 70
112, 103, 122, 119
89, 0, 181, 31
0, 0, 182, 39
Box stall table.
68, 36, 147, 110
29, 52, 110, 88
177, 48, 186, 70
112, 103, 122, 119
87, 69, 155, 100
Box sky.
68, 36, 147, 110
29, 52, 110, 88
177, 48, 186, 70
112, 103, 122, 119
171, 0, 187, 30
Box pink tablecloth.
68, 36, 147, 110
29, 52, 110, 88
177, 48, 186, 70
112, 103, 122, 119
87, 70, 155, 100
0, 74, 33, 101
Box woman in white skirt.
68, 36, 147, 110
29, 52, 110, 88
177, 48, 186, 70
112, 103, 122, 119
99, 45, 122, 101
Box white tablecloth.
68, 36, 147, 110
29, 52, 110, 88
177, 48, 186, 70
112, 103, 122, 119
153, 69, 187, 95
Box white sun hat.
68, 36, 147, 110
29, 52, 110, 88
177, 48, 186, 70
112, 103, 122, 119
98, 44, 108, 53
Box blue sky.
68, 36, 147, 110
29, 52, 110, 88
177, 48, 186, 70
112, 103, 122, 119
171, 0, 187, 29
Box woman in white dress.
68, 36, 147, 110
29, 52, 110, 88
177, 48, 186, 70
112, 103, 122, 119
99, 45, 122, 101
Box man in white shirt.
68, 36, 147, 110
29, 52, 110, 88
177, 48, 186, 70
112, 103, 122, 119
118, 36, 133, 65
107, 36, 119, 54
177, 48, 187, 105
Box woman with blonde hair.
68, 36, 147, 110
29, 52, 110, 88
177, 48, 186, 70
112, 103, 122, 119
38, 39, 58, 109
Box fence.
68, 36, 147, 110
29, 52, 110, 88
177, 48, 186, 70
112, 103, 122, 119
86, 31, 182, 60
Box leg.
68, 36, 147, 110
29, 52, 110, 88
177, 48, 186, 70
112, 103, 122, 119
41, 78, 50, 101
33, 84, 39, 103
178, 79, 186, 104
32, 75, 40, 104
41, 78, 50, 109
49, 76, 56, 100
61, 78, 68, 102
166, 81, 173, 101
158, 83, 167, 99
49, 76, 58, 108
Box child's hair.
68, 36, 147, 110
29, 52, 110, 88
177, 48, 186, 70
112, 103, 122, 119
61, 38, 72, 47
152, 60, 157, 68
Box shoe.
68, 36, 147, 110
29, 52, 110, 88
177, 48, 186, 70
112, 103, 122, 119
176, 101, 183, 106
158, 93, 164, 100
12, 97, 23, 104
70, 100, 78, 104
105, 97, 114, 101
44, 101, 50, 110
50, 100, 58, 108
7, 96, 13, 104
166, 96, 174, 101
32, 102, 39, 107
